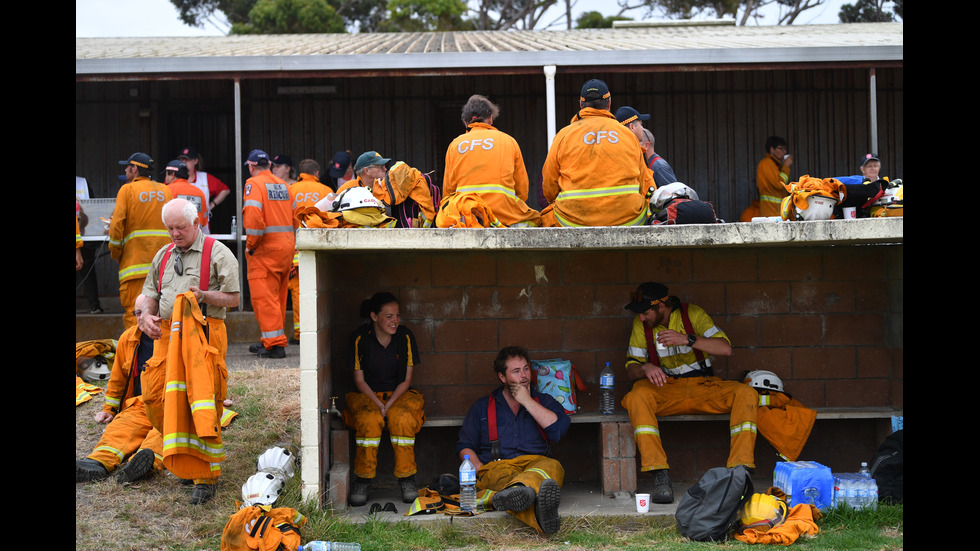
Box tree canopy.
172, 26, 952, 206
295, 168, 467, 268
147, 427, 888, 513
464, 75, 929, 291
838, 0, 902, 23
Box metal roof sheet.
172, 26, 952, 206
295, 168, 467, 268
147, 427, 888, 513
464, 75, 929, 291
76, 22, 903, 75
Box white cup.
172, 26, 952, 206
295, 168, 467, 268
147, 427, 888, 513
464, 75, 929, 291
635, 493, 650, 513
843, 207, 857, 219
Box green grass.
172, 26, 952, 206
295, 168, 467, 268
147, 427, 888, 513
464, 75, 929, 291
78, 366, 902, 550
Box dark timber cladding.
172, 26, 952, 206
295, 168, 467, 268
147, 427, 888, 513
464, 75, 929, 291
75, 23, 904, 224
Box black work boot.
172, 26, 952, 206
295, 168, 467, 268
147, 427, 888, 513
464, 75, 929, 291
190, 482, 217, 505
534, 478, 562, 535
248, 342, 264, 354
399, 475, 419, 504
349, 477, 372, 507
492, 484, 536, 512
114, 448, 155, 483
76, 458, 109, 483
257, 346, 286, 359
650, 469, 674, 504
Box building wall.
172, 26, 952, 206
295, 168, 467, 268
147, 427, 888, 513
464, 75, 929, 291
323, 243, 902, 482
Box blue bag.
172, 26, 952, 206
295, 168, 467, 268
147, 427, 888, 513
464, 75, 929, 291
530, 358, 586, 414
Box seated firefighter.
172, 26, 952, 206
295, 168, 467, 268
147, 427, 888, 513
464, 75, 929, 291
76, 294, 162, 484
621, 282, 757, 504
457, 346, 570, 534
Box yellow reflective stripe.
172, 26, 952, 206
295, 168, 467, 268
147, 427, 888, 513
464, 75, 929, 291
356, 438, 381, 447
391, 436, 415, 446
166, 380, 188, 393
478, 490, 495, 511
760, 194, 783, 204
94, 445, 125, 461
190, 399, 216, 413
162, 432, 225, 459
104, 395, 121, 408
118, 262, 153, 280
633, 425, 660, 438
556, 184, 638, 201
758, 395, 771, 407
525, 467, 551, 480
730, 422, 758, 437
456, 184, 519, 200
120, 229, 169, 247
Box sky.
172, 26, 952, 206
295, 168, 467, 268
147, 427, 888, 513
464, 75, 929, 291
76, 0, 851, 38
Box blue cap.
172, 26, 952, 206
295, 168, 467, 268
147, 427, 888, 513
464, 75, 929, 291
245, 149, 270, 166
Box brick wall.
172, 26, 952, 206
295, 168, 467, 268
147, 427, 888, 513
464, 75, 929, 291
324, 243, 902, 481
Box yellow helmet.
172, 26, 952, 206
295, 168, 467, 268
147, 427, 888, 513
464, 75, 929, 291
739, 493, 788, 533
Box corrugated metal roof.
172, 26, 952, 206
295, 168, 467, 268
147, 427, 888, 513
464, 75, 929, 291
76, 22, 903, 75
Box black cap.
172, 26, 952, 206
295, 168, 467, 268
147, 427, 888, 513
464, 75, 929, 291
118, 152, 153, 169
329, 151, 352, 178
165, 159, 189, 180
272, 154, 294, 167
624, 282, 670, 314
615, 106, 650, 125
859, 153, 880, 167
580, 79, 611, 102
177, 146, 199, 160
245, 149, 270, 166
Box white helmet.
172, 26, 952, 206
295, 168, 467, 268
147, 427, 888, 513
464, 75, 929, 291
744, 370, 784, 393
873, 179, 903, 206
795, 194, 838, 221
256, 446, 296, 480
650, 182, 700, 210
241, 472, 284, 507
78, 356, 111, 382
338, 186, 382, 211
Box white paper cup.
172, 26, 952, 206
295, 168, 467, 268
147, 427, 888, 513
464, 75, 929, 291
635, 493, 650, 513
843, 207, 857, 219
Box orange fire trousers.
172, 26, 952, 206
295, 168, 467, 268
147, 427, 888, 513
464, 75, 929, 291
475, 455, 565, 534
622, 377, 758, 471
343, 389, 425, 479
119, 278, 146, 329
88, 399, 164, 473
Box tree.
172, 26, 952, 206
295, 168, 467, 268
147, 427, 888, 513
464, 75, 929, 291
838, 0, 901, 23
575, 10, 634, 29
231, 0, 346, 33
381, 0, 472, 31
612, 0, 827, 26
468, 0, 561, 31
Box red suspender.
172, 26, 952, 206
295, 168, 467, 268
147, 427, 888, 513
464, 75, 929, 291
487, 391, 550, 461
643, 303, 709, 375
158, 236, 216, 293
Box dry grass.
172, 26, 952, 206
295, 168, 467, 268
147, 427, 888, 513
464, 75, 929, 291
75, 366, 302, 551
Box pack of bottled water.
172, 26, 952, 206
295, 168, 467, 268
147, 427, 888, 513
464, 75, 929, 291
832, 467, 878, 510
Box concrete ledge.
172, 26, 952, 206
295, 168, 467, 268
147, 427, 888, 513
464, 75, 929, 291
297, 218, 903, 251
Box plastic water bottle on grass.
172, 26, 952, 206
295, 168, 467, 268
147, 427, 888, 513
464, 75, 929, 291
599, 362, 615, 415
460, 454, 477, 512
299, 542, 360, 551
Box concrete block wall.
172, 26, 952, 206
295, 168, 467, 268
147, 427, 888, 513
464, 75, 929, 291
326, 245, 902, 412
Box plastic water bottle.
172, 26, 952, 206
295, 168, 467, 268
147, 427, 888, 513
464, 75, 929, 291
298, 542, 360, 551
859, 461, 871, 477
599, 362, 615, 415
459, 454, 477, 512
230, 216, 237, 237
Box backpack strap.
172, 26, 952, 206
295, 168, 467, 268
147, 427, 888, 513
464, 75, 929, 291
157, 236, 216, 293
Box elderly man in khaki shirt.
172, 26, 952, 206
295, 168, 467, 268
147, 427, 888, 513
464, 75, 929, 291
137, 198, 240, 505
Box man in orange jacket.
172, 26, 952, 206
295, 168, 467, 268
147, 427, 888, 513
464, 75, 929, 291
288, 159, 334, 342
164, 160, 208, 229
109, 153, 173, 329
443, 94, 541, 227
243, 149, 295, 358
76, 294, 162, 484
541, 79, 653, 227
757, 136, 794, 217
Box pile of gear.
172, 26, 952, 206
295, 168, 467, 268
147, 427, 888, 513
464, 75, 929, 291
779, 176, 848, 221
221, 444, 309, 551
